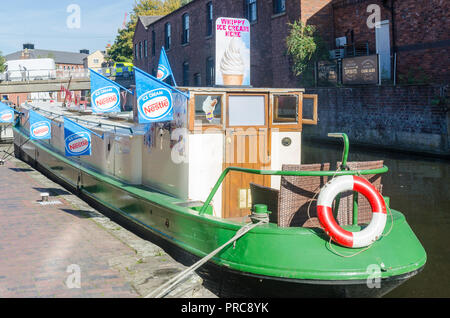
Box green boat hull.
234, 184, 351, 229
13, 127, 427, 297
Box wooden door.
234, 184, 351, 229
223, 128, 271, 219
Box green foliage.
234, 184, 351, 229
0, 51, 6, 73
108, 0, 188, 63
286, 20, 328, 86
398, 66, 431, 85
108, 19, 136, 63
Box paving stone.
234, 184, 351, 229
0, 145, 217, 298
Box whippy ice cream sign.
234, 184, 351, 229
215, 17, 250, 86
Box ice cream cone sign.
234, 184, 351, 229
215, 17, 250, 86
202, 96, 218, 122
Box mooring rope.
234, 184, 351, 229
326, 196, 395, 258
306, 166, 343, 221
144, 219, 268, 298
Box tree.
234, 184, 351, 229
108, 0, 189, 63
0, 51, 6, 73
286, 20, 328, 86
107, 19, 136, 63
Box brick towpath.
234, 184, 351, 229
0, 147, 216, 298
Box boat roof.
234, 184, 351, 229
179, 86, 305, 93
24, 102, 139, 135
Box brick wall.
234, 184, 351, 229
2, 93, 28, 106
132, 0, 449, 86
132, 0, 335, 88
332, 0, 392, 53
304, 85, 450, 155
331, 0, 450, 84
133, 18, 151, 72
301, 0, 334, 46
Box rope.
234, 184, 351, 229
327, 237, 374, 258
144, 220, 267, 298
306, 166, 342, 220
326, 200, 395, 258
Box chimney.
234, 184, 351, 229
21, 48, 30, 59
80, 49, 90, 54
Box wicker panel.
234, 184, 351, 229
279, 163, 331, 228
249, 183, 279, 224
336, 160, 384, 225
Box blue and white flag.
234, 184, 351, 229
29, 110, 51, 140
90, 69, 122, 113
63, 117, 92, 157
156, 47, 177, 86
0, 102, 15, 123
135, 67, 175, 124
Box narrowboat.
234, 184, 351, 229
12, 86, 426, 298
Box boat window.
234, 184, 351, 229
228, 95, 265, 127
302, 94, 318, 125
273, 95, 298, 124
194, 94, 222, 126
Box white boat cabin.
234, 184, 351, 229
18, 87, 318, 219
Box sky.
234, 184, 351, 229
0, 0, 136, 55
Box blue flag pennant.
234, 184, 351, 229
0, 101, 16, 123
63, 117, 94, 157
156, 47, 177, 86
29, 110, 52, 140
135, 67, 188, 124
89, 69, 133, 114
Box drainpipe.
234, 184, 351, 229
390, 0, 397, 53
390, 0, 397, 84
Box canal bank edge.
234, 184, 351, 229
1, 145, 217, 298
304, 85, 450, 159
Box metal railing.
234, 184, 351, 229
199, 133, 389, 226
0, 68, 89, 82
29, 106, 135, 135
0, 67, 134, 83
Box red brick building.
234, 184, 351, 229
132, 0, 449, 87
332, 0, 450, 84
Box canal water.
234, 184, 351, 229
301, 140, 450, 298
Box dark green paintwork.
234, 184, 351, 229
13, 127, 427, 282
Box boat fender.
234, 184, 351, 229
317, 175, 387, 248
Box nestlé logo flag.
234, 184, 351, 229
156, 47, 177, 86
0, 102, 15, 123
90, 69, 122, 113
135, 68, 174, 124
63, 117, 92, 157
29, 110, 51, 140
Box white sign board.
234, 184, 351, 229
215, 17, 250, 86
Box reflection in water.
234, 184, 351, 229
302, 140, 450, 297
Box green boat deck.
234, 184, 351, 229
13, 126, 427, 283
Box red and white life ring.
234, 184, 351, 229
317, 175, 387, 248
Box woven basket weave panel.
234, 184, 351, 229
279, 163, 330, 228
336, 160, 384, 225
